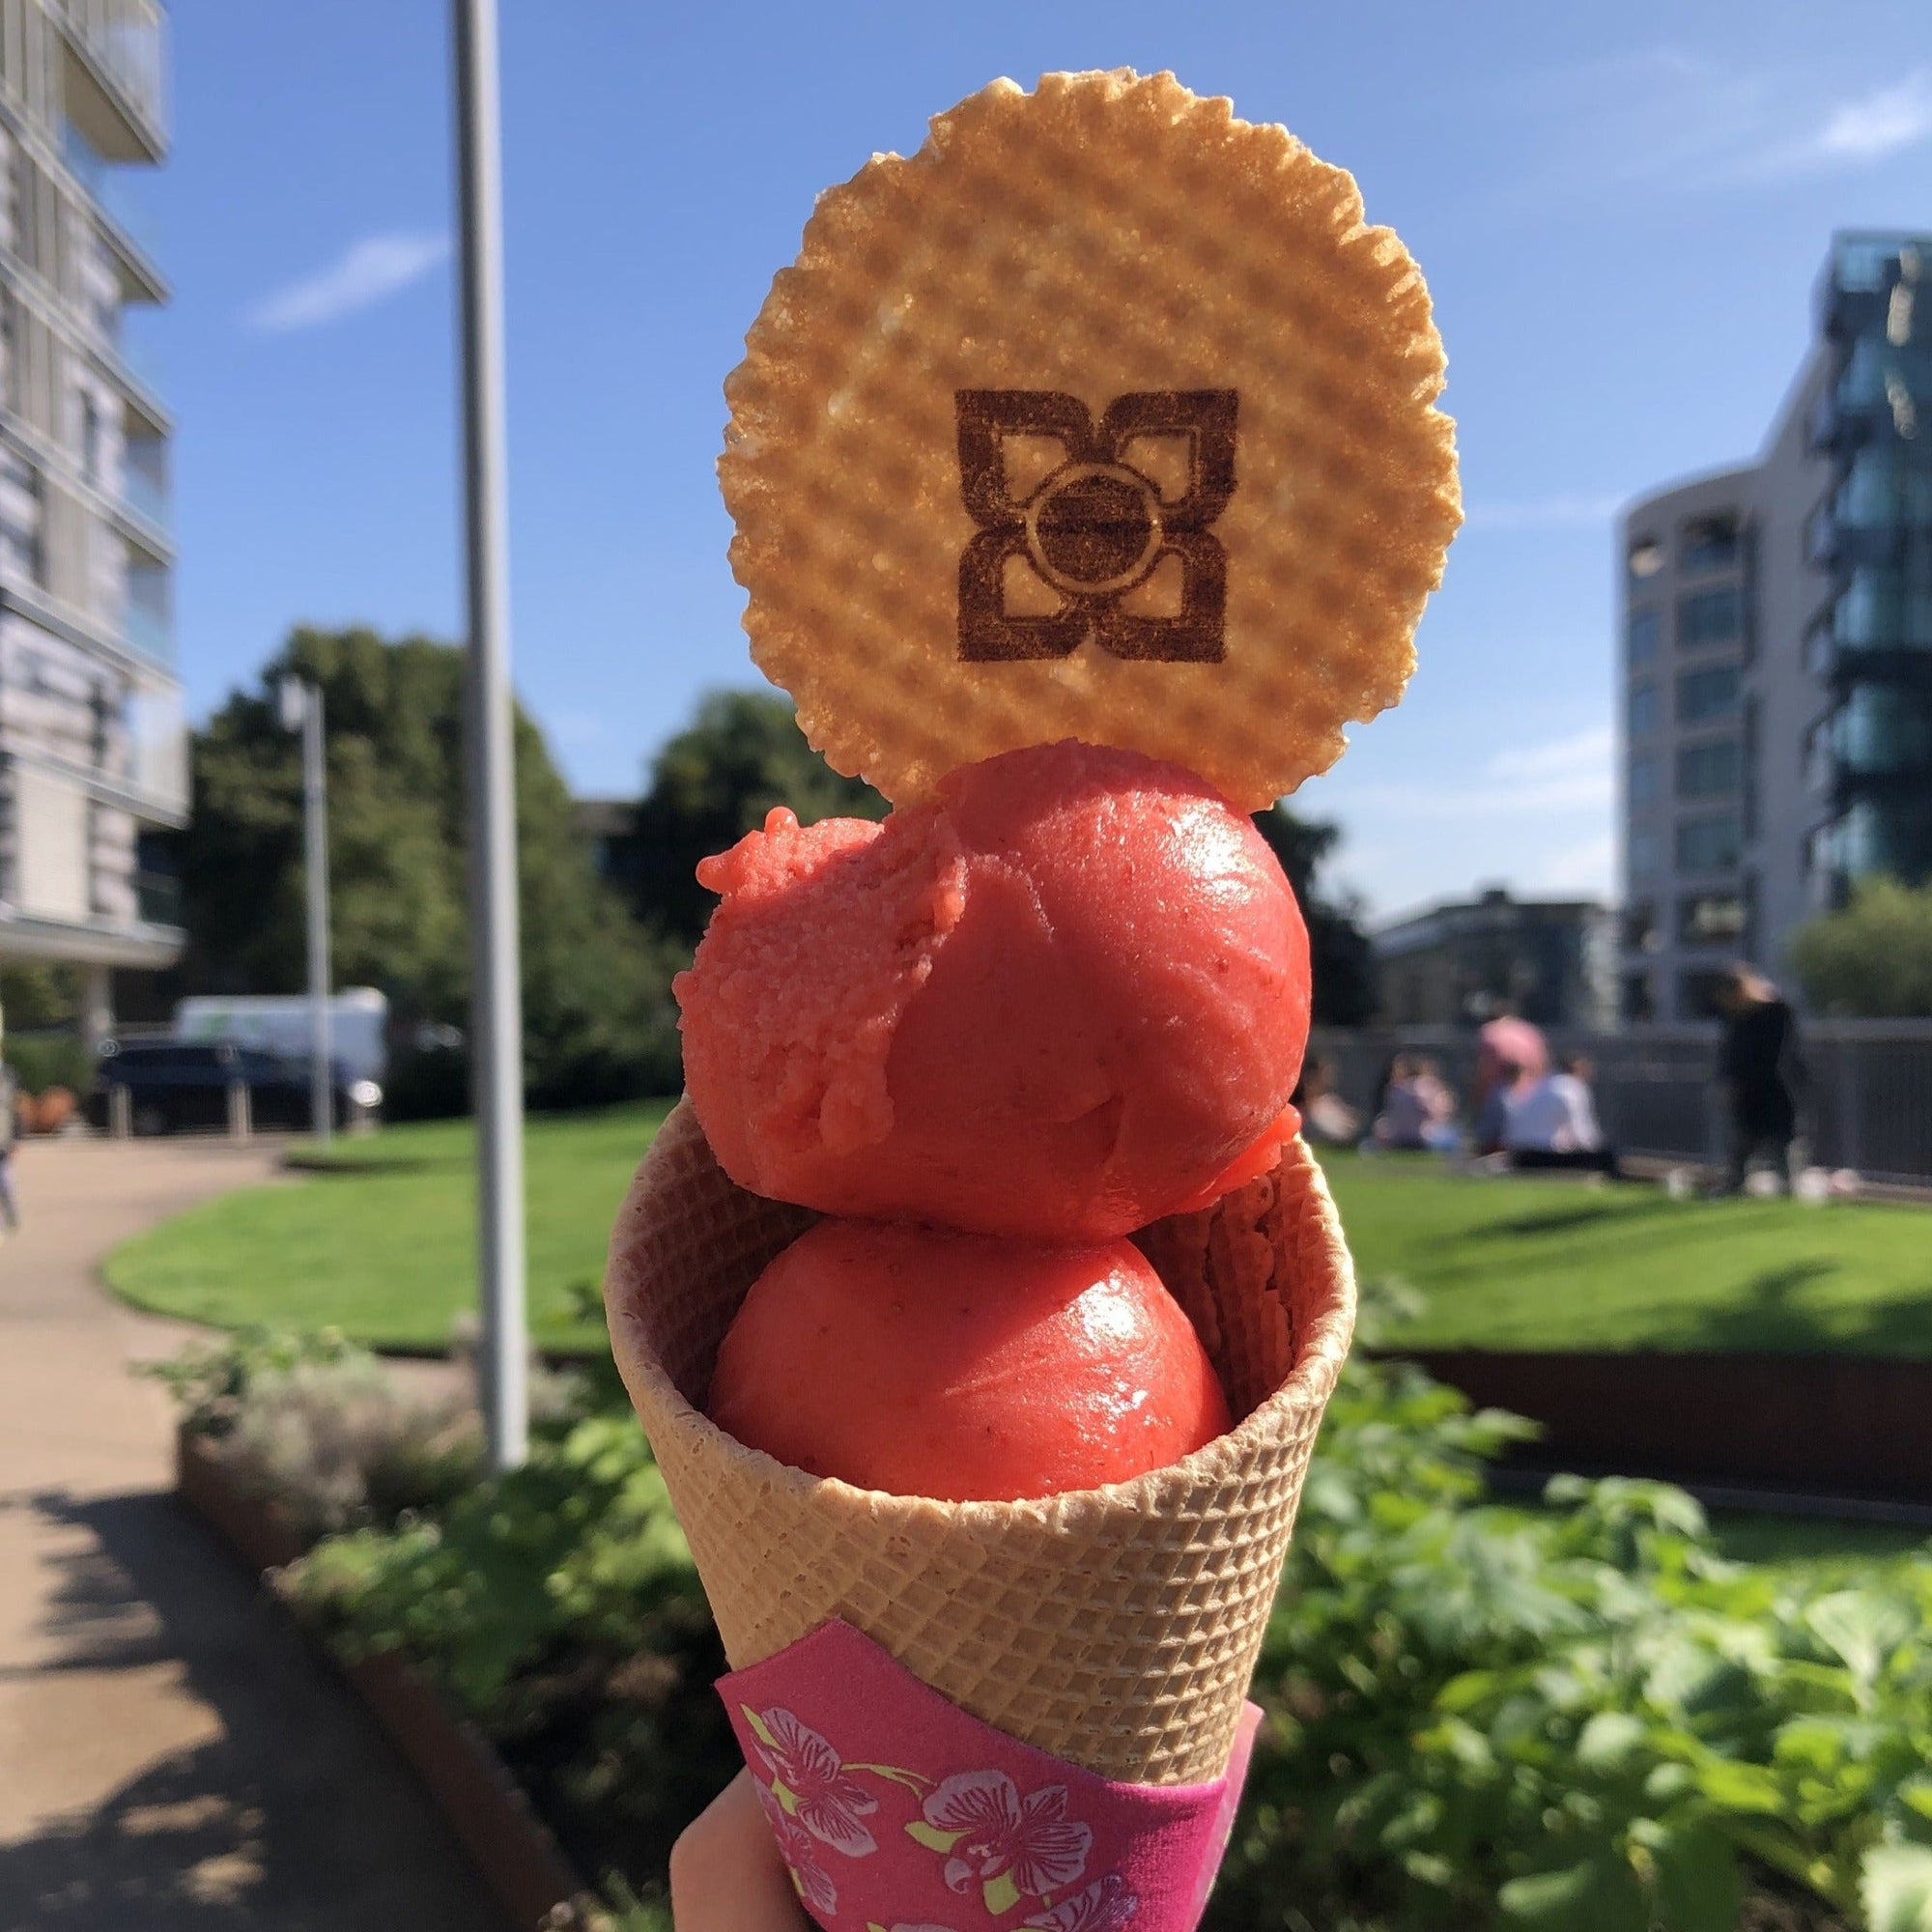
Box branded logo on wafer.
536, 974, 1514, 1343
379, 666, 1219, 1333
955, 390, 1237, 664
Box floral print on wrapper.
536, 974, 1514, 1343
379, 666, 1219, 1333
719, 1619, 1258, 1932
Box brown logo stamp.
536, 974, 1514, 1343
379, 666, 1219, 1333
955, 389, 1238, 662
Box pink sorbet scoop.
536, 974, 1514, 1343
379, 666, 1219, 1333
674, 739, 1311, 1241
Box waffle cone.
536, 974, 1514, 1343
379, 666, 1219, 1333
605, 1099, 1354, 1785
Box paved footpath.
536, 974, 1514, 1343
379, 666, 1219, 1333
0, 1136, 505, 1931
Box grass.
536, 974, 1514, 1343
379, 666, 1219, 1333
106, 1101, 674, 1352
105, 1112, 1932, 1362
1321, 1151, 1932, 1360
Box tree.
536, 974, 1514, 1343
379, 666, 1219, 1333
631, 691, 886, 949
170, 627, 680, 1106
1787, 877, 1932, 1017
1251, 804, 1378, 1026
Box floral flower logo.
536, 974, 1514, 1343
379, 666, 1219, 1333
955, 388, 1237, 665
754, 1778, 842, 1918
746, 1706, 881, 1857
912, 1770, 1094, 1913
1022, 1874, 1140, 1931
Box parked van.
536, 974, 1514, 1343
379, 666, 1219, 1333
172, 988, 389, 1085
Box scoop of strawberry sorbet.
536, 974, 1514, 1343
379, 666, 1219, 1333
674, 740, 1311, 1241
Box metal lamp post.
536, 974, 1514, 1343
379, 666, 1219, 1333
453, 0, 527, 1471
276, 674, 333, 1147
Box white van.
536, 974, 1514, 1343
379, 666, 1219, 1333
172, 988, 389, 1085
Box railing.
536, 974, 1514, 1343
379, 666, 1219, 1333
119, 456, 169, 533
60, 118, 163, 267
51, 0, 167, 146
120, 599, 171, 667
134, 869, 182, 927
1311, 1020, 1932, 1188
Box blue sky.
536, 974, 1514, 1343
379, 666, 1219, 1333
157, 1, 1932, 918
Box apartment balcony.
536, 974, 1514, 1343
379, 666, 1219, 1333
118, 450, 170, 541
52, 0, 167, 164
120, 598, 171, 669
0, 899, 183, 967
61, 120, 167, 303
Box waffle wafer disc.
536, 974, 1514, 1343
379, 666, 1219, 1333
722, 68, 1461, 810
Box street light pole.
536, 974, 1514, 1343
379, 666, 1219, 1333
278, 675, 332, 1147
453, 0, 527, 1471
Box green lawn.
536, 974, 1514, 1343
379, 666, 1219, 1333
106, 1101, 673, 1351
105, 1114, 1932, 1362
1322, 1151, 1932, 1359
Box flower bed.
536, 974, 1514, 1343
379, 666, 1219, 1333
152, 1306, 1932, 1932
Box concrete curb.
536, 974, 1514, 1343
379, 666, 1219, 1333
176, 1427, 590, 1931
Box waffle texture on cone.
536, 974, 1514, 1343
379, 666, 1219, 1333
604, 1099, 1355, 1786
721, 68, 1461, 810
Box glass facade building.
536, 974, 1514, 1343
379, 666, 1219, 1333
1808, 235, 1932, 897
1618, 232, 1932, 1020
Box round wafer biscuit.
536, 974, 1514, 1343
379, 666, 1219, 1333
721, 69, 1461, 810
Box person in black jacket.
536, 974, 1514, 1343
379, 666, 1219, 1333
1712, 963, 1805, 1195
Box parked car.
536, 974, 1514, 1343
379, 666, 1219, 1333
86, 1040, 382, 1136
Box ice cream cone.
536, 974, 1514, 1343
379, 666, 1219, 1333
604, 1098, 1354, 1786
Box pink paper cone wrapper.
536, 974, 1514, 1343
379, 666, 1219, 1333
724, 1615, 1262, 1932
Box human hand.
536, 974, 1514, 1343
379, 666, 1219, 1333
669, 1769, 811, 1931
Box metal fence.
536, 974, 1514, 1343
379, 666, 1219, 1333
1309, 1020, 1932, 1189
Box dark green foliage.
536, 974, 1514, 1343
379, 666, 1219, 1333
1253, 803, 1378, 1026
168, 627, 682, 1107
630, 690, 887, 949
1788, 879, 1932, 1018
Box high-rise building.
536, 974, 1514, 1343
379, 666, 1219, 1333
1618, 232, 1931, 1022
0, 0, 182, 1038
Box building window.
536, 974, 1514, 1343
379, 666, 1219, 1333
1805, 720, 1833, 792
1679, 892, 1746, 947
1630, 828, 1663, 876
0, 449, 42, 585
1678, 585, 1742, 648
1679, 516, 1739, 573
1627, 535, 1664, 581
1623, 903, 1660, 952
79, 392, 100, 487
1833, 684, 1932, 776
1677, 664, 1740, 725
1629, 752, 1659, 807
1675, 811, 1742, 873
1629, 680, 1659, 738
1621, 972, 1655, 1023
1627, 605, 1659, 664
1676, 739, 1741, 798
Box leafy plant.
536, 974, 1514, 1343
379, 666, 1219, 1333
215, 1284, 1932, 1930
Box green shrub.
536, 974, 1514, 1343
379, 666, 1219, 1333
247, 1298, 1931, 1930
4, 1030, 92, 1095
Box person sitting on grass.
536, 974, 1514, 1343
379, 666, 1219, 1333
1374, 1054, 1459, 1152
1501, 1053, 1621, 1178
1293, 1054, 1361, 1147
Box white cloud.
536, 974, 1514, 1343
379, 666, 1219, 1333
1533, 831, 1618, 895
1775, 66, 1932, 173
243, 231, 450, 334
1462, 494, 1623, 533
1343, 724, 1614, 818
1505, 51, 1932, 200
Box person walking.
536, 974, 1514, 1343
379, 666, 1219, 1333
1712, 963, 1805, 1194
